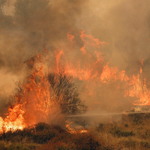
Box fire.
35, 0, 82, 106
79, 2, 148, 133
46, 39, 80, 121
0, 30, 150, 133
0, 104, 25, 133
60, 31, 150, 106
0, 53, 57, 133
65, 121, 88, 134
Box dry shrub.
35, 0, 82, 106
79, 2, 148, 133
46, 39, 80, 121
38, 132, 104, 150
0, 123, 68, 144
0, 142, 5, 150
38, 141, 76, 150
70, 132, 101, 150
33, 123, 66, 144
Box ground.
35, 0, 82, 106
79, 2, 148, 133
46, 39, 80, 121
0, 113, 150, 150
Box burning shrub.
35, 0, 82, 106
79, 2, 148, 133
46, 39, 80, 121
3, 128, 34, 143
48, 73, 87, 115
0, 123, 69, 144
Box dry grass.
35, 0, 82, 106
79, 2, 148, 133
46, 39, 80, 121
0, 114, 150, 149
91, 113, 150, 150
0, 122, 107, 150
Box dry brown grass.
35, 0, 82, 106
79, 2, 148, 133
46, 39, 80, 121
1, 114, 150, 149
91, 113, 150, 149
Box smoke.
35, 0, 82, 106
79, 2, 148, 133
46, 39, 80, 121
74, 0, 150, 117
81, 0, 150, 75
0, 0, 86, 106
0, 0, 86, 72
0, 0, 150, 125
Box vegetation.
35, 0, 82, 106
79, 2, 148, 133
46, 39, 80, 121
0, 122, 107, 150
94, 113, 150, 150
48, 73, 87, 115
1, 113, 150, 149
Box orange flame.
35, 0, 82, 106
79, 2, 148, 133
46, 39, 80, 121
0, 31, 149, 133
0, 52, 57, 133
65, 121, 88, 134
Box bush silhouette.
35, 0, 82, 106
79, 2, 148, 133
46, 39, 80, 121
48, 73, 87, 115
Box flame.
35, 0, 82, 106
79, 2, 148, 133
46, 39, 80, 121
65, 121, 88, 134
55, 30, 150, 106
0, 30, 150, 133
67, 32, 75, 44
0, 52, 57, 133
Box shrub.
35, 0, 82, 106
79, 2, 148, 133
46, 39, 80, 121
3, 128, 34, 143
33, 123, 66, 144
37, 141, 76, 150
52, 125, 66, 133
22, 128, 34, 138
33, 129, 57, 144
7, 143, 23, 150
96, 123, 104, 132
5, 131, 13, 141
124, 138, 136, 148
133, 114, 143, 124
48, 73, 87, 115
72, 133, 101, 150
0, 143, 5, 150
116, 129, 134, 137
140, 141, 150, 148
111, 127, 134, 137
35, 123, 50, 132
0, 123, 69, 145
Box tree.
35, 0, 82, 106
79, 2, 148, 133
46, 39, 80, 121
48, 73, 87, 115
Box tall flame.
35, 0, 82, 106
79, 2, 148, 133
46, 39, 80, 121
0, 30, 149, 133
0, 53, 56, 133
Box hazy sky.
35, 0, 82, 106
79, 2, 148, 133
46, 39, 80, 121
0, 0, 150, 114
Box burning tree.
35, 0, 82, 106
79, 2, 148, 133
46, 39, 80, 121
48, 72, 87, 115
25, 53, 87, 115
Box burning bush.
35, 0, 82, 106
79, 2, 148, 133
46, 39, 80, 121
48, 72, 87, 115
0, 123, 68, 143
0, 51, 88, 134
0, 122, 105, 150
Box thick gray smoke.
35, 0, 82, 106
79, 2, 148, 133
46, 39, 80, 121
0, 0, 150, 119
76, 0, 150, 119
0, 0, 86, 73
81, 0, 150, 76
0, 0, 87, 113
0, 0, 86, 91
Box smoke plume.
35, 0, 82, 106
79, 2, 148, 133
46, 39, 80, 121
0, 0, 150, 123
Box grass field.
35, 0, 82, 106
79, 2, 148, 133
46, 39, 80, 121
92, 113, 150, 150
0, 113, 150, 150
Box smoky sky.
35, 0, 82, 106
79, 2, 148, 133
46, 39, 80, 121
1, 0, 150, 114
1, 0, 150, 76
80, 0, 150, 78
0, 0, 88, 105
0, 0, 86, 73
